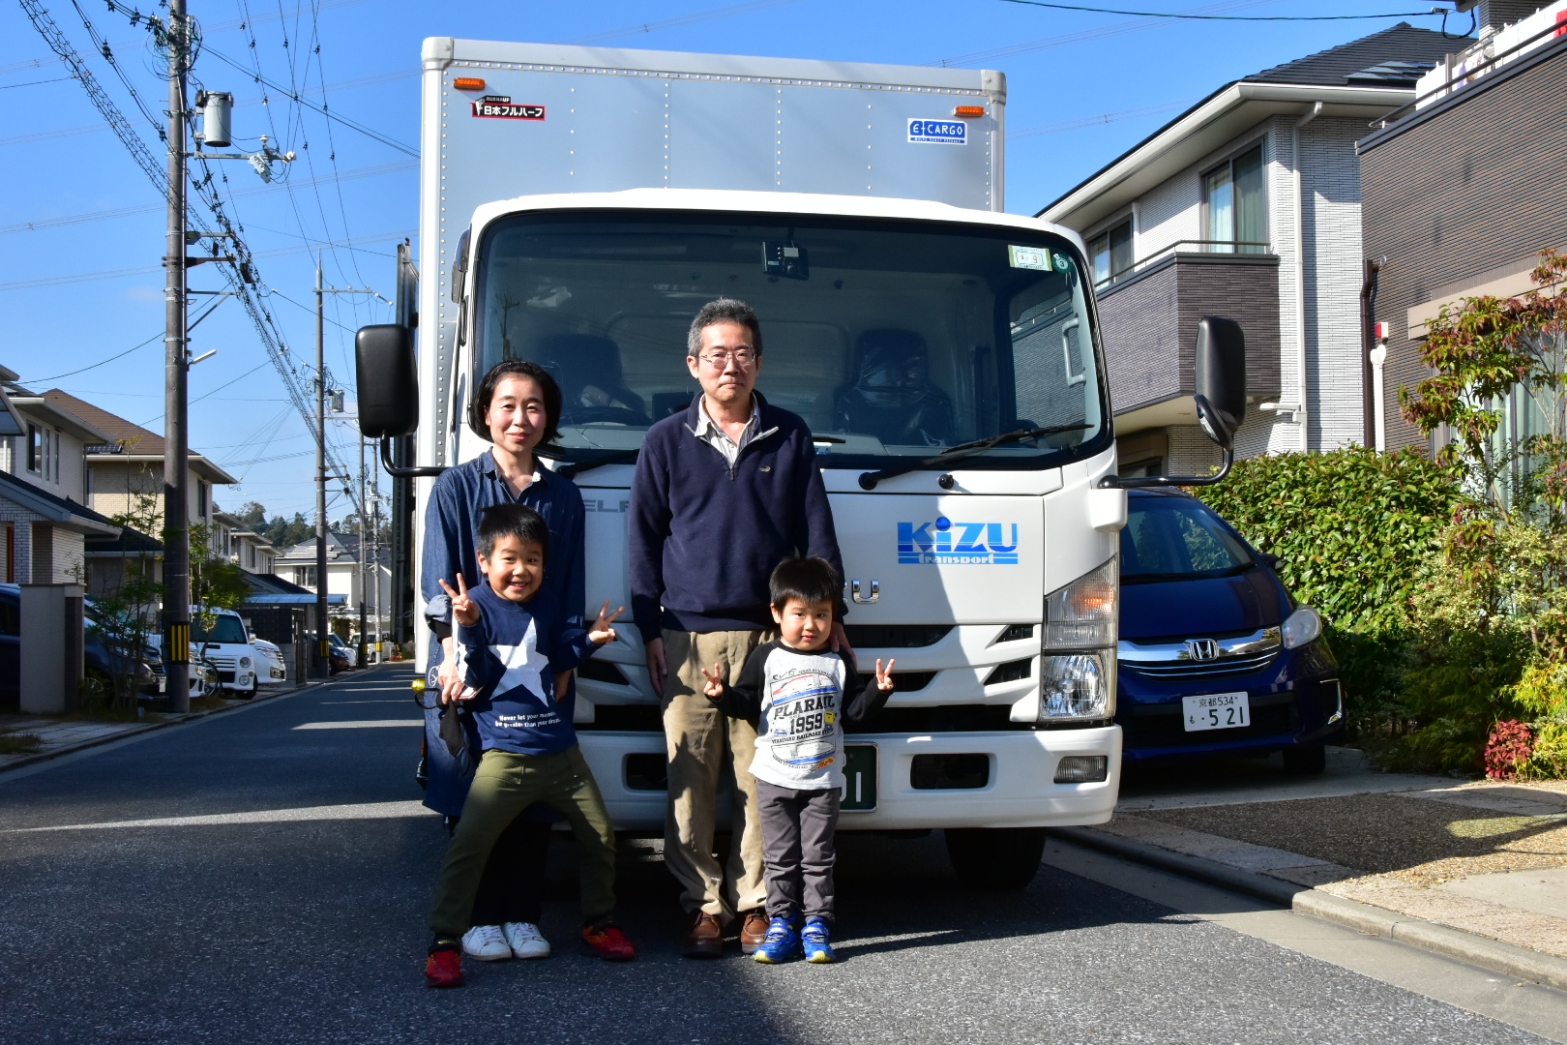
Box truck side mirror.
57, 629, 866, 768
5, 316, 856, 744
355, 324, 419, 439
1193, 315, 1246, 450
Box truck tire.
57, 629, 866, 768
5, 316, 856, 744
945, 827, 1048, 891
1282, 744, 1326, 775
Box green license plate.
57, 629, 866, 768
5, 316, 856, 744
841, 745, 877, 811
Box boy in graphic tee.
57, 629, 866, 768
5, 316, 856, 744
423, 503, 635, 988
703, 556, 895, 964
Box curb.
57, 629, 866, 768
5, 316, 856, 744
1054, 825, 1567, 994
0, 667, 393, 775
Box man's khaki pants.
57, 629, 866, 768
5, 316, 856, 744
662, 628, 768, 923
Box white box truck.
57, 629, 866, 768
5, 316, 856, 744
355, 39, 1246, 888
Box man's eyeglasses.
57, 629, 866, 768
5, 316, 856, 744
696, 349, 759, 368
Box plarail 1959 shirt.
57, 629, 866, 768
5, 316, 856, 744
715, 640, 892, 791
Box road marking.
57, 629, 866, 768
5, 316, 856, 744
5, 799, 430, 832
319, 699, 411, 705
1046, 837, 1567, 1044
291, 720, 422, 730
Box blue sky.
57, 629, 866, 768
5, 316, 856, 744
0, 0, 1465, 523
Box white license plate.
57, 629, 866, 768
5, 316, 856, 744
157, 676, 167, 694
1182, 692, 1250, 732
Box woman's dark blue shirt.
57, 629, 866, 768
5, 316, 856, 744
420, 450, 585, 816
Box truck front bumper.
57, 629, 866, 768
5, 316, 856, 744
579, 725, 1122, 832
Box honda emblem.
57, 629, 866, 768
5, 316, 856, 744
1184, 638, 1220, 661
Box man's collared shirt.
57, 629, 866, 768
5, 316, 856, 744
695, 394, 762, 467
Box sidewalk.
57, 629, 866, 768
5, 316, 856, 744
0, 670, 369, 772
1066, 748, 1567, 990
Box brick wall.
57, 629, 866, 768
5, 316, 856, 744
1358, 39, 1567, 451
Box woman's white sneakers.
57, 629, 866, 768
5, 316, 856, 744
503, 922, 551, 959
461, 924, 512, 961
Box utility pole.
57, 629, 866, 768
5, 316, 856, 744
314, 254, 330, 679
162, 0, 191, 712
357, 434, 367, 669
313, 258, 386, 677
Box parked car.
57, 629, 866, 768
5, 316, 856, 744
253, 639, 287, 685
79, 598, 159, 702
190, 607, 261, 699
304, 633, 352, 675
1114, 489, 1344, 775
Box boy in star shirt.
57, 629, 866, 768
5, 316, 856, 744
702, 556, 895, 964
423, 503, 634, 988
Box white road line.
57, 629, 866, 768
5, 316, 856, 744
1045, 837, 1567, 1044
6, 800, 430, 832
291, 720, 423, 730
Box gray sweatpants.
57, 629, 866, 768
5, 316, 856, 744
755, 778, 840, 923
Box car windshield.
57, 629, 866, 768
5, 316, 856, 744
475, 211, 1108, 471
1121, 498, 1254, 582
192, 615, 247, 644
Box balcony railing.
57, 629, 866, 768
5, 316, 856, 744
1094, 240, 1272, 289
1375, 14, 1567, 129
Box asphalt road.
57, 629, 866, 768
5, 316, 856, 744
1, 666, 1562, 1045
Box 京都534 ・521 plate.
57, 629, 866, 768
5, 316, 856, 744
1182, 692, 1251, 732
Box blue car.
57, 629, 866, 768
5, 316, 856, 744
1115, 489, 1344, 774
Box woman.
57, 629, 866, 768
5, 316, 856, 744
420, 359, 585, 963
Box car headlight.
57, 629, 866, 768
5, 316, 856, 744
1040, 652, 1114, 719
239, 656, 252, 668
1282, 605, 1322, 649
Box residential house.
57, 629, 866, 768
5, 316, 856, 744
212, 506, 277, 575
0, 368, 121, 584
276, 531, 392, 635
1356, 1, 1567, 455
1036, 24, 1459, 476
38, 389, 236, 535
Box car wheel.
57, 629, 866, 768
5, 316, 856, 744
945, 827, 1047, 890
1282, 744, 1326, 776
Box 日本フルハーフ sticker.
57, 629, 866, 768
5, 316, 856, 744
472, 96, 545, 120
908, 118, 967, 145
1008, 245, 1053, 271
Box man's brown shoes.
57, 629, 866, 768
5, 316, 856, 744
739, 909, 769, 955
681, 910, 724, 959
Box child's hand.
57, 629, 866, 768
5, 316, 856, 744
700, 663, 726, 701
874, 658, 896, 693
439, 574, 479, 627
588, 600, 624, 646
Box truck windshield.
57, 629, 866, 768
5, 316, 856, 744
474, 211, 1108, 471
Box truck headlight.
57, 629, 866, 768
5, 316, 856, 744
1044, 556, 1117, 649
240, 656, 252, 668
1040, 652, 1114, 719
1282, 606, 1322, 649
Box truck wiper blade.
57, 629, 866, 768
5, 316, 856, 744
856, 423, 1089, 490
543, 446, 641, 479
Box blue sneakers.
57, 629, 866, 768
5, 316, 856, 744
801, 918, 835, 963
752, 917, 800, 964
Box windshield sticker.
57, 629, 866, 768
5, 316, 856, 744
472, 96, 545, 120
898, 517, 1019, 565
1008, 245, 1053, 271
907, 119, 967, 145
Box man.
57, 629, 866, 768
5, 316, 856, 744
629, 298, 850, 959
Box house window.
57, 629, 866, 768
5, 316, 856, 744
1203, 143, 1267, 253
1089, 219, 1134, 286
26, 424, 40, 474
296, 565, 317, 588
196, 480, 209, 521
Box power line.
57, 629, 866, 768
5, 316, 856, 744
567, 0, 806, 44
996, 0, 1444, 20
0, 75, 71, 88
22, 331, 162, 382
1008, 98, 1200, 139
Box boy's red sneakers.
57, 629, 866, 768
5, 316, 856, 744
581, 922, 637, 961
424, 946, 465, 988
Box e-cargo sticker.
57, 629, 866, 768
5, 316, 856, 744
472, 96, 546, 120
898, 516, 1019, 566
1008, 245, 1053, 271
908, 118, 967, 145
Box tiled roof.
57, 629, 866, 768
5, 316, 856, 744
39, 389, 164, 454
1243, 23, 1459, 87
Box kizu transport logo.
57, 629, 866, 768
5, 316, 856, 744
897, 516, 1019, 565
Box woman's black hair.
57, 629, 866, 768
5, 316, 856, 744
468, 359, 562, 445
476, 502, 550, 559
769, 556, 840, 613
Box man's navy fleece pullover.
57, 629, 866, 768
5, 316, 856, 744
629, 392, 845, 641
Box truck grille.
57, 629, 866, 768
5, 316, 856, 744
842, 625, 953, 648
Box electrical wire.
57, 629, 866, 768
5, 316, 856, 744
997, 0, 1445, 19
23, 331, 162, 383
